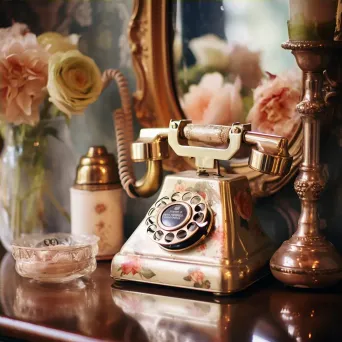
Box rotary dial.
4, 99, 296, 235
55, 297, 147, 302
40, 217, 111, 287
145, 191, 213, 251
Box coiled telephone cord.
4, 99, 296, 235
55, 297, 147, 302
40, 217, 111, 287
102, 69, 137, 198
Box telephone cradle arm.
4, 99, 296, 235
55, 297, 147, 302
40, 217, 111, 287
119, 120, 292, 199
170, 120, 293, 176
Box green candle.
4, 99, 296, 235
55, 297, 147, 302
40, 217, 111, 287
288, 0, 338, 41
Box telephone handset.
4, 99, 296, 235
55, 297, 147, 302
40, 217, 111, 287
105, 69, 293, 293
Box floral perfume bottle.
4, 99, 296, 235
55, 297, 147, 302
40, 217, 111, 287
71, 146, 123, 260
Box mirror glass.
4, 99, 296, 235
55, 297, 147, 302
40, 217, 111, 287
172, 0, 301, 141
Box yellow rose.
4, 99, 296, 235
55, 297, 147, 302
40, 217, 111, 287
38, 32, 79, 54
47, 50, 102, 116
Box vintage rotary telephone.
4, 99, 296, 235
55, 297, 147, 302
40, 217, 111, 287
111, 119, 292, 294
104, 70, 292, 294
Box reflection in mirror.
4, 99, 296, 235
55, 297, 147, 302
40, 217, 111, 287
172, 0, 302, 141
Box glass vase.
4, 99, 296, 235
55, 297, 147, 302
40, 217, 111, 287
0, 117, 76, 252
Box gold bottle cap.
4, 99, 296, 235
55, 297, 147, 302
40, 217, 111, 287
74, 146, 121, 191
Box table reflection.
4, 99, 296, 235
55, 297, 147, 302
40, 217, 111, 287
112, 281, 283, 342
112, 280, 342, 342
270, 287, 342, 342
0, 251, 341, 342
0, 253, 147, 341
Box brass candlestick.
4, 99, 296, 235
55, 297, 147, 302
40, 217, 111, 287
270, 41, 342, 288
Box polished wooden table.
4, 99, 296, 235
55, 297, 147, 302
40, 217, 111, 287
0, 250, 341, 342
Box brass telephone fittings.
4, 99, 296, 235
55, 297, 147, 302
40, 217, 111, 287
131, 138, 169, 162
248, 148, 293, 176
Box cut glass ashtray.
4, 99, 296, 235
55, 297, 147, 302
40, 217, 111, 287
12, 233, 99, 283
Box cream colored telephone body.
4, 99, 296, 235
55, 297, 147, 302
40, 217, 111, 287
110, 114, 292, 294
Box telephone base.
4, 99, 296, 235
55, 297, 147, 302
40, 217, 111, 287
112, 248, 273, 294
111, 171, 275, 294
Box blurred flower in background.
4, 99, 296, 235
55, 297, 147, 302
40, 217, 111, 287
189, 34, 230, 70
246, 71, 301, 139
181, 72, 243, 126
227, 44, 263, 89
177, 33, 301, 142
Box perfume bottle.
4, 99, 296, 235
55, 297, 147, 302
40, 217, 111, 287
71, 146, 124, 260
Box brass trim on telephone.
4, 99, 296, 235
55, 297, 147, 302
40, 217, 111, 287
129, 131, 169, 197
133, 160, 164, 198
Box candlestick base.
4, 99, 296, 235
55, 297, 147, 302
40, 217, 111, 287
270, 235, 342, 288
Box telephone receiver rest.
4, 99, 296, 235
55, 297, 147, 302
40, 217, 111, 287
127, 120, 293, 198
169, 120, 293, 177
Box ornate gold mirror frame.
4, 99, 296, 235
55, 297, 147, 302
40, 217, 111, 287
128, 0, 302, 197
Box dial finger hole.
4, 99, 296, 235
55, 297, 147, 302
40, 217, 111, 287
176, 230, 187, 239
195, 203, 205, 212
154, 230, 164, 241
156, 196, 170, 207
157, 201, 167, 208
165, 233, 174, 242
187, 222, 198, 232
146, 216, 156, 225
171, 192, 182, 202
194, 213, 204, 223
190, 196, 201, 205
182, 192, 192, 201
147, 225, 157, 234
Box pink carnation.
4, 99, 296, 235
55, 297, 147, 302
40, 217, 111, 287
246, 71, 302, 139
0, 33, 50, 126
181, 72, 244, 126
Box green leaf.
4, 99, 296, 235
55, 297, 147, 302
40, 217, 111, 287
194, 282, 202, 288
140, 268, 156, 279
117, 267, 122, 271
183, 276, 191, 282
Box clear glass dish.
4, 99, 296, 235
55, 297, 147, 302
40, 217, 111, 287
12, 233, 99, 283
